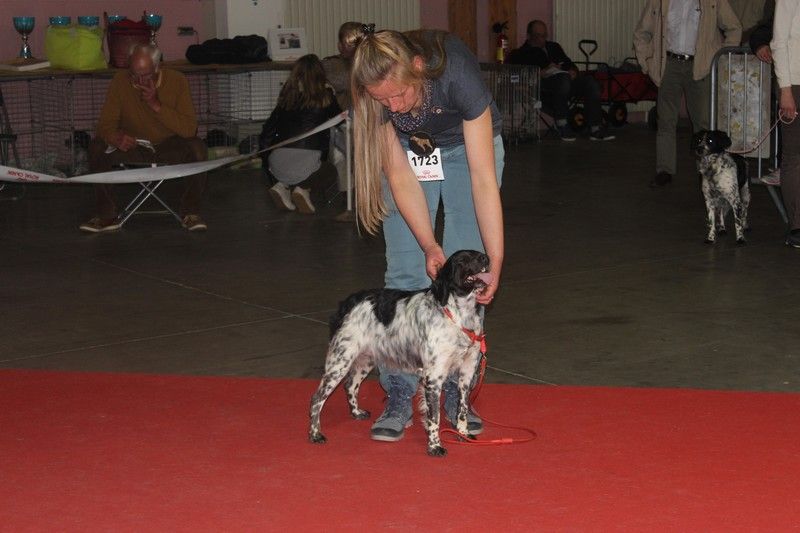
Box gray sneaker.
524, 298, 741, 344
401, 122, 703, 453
370, 375, 414, 442
443, 379, 483, 436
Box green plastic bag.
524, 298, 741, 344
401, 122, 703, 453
45, 26, 107, 71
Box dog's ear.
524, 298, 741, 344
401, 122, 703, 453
430, 258, 453, 306
716, 131, 732, 150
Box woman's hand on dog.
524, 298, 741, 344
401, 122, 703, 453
476, 261, 500, 305
424, 243, 446, 281
780, 87, 797, 120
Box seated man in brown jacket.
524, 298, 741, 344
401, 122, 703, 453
80, 44, 208, 233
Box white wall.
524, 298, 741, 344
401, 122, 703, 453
213, 0, 285, 39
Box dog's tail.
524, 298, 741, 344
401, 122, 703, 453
328, 289, 377, 339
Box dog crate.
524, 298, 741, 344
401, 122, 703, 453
710, 47, 773, 170
710, 46, 784, 222
480, 63, 540, 143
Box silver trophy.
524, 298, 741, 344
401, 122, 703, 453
144, 13, 162, 46
13, 17, 35, 59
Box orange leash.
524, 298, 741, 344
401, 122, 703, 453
439, 354, 538, 446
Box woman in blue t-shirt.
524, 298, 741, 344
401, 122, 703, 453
350, 26, 505, 442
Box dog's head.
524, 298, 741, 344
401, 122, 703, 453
691, 130, 731, 157
430, 250, 492, 306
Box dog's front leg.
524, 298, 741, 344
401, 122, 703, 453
732, 198, 746, 244
703, 193, 717, 244
455, 375, 472, 439
740, 182, 751, 233
422, 375, 446, 457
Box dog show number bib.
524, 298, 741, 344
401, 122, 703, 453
407, 131, 444, 182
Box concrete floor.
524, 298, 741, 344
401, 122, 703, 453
1, 124, 798, 391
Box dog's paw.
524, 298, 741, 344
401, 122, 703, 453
704, 238, 715, 244
736, 238, 746, 245
427, 445, 448, 457
716, 228, 727, 235
351, 409, 371, 420
309, 433, 327, 444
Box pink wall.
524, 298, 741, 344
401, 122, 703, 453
420, 0, 449, 32
2, 0, 205, 65
419, 0, 553, 62
514, 1, 552, 48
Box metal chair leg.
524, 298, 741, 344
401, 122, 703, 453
117, 180, 182, 227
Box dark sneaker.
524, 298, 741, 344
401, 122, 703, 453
650, 171, 672, 188
589, 128, 616, 141
370, 375, 414, 442
558, 125, 577, 142
786, 229, 800, 248
442, 380, 483, 436
79, 216, 121, 233
182, 214, 207, 231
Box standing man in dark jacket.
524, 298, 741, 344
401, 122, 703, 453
750, 0, 775, 63
508, 20, 615, 142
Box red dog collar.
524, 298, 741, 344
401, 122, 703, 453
442, 307, 487, 353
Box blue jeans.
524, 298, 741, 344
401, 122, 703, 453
379, 135, 505, 392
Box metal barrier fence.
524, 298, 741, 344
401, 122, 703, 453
1, 62, 540, 177
709, 46, 785, 222
480, 63, 540, 143
0, 66, 291, 177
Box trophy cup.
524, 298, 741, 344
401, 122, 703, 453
12, 17, 35, 59
144, 13, 162, 46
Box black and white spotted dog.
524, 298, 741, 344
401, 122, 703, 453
692, 130, 750, 244
308, 250, 492, 457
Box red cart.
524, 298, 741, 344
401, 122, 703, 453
570, 40, 658, 130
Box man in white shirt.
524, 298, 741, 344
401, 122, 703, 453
634, 0, 741, 187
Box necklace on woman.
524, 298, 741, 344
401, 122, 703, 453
388, 80, 433, 133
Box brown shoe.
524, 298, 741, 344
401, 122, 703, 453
182, 214, 207, 231
79, 216, 121, 233
649, 171, 672, 188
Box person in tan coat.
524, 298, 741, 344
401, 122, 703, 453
634, 0, 741, 187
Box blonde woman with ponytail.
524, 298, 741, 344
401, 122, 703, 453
351, 26, 504, 442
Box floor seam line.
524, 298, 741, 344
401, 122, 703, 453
502, 244, 770, 286
0, 315, 298, 363
486, 364, 558, 385
86, 257, 329, 326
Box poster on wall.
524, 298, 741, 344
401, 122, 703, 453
268, 28, 308, 61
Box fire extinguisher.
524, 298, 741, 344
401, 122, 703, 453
492, 21, 509, 64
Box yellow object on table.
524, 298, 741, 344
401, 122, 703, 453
45, 25, 107, 71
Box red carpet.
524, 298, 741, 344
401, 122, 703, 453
1, 370, 799, 531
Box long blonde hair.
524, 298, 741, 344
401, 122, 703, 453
351, 29, 447, 234
277, 54, 333, 111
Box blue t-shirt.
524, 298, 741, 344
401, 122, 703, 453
391, 34, 502, 148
